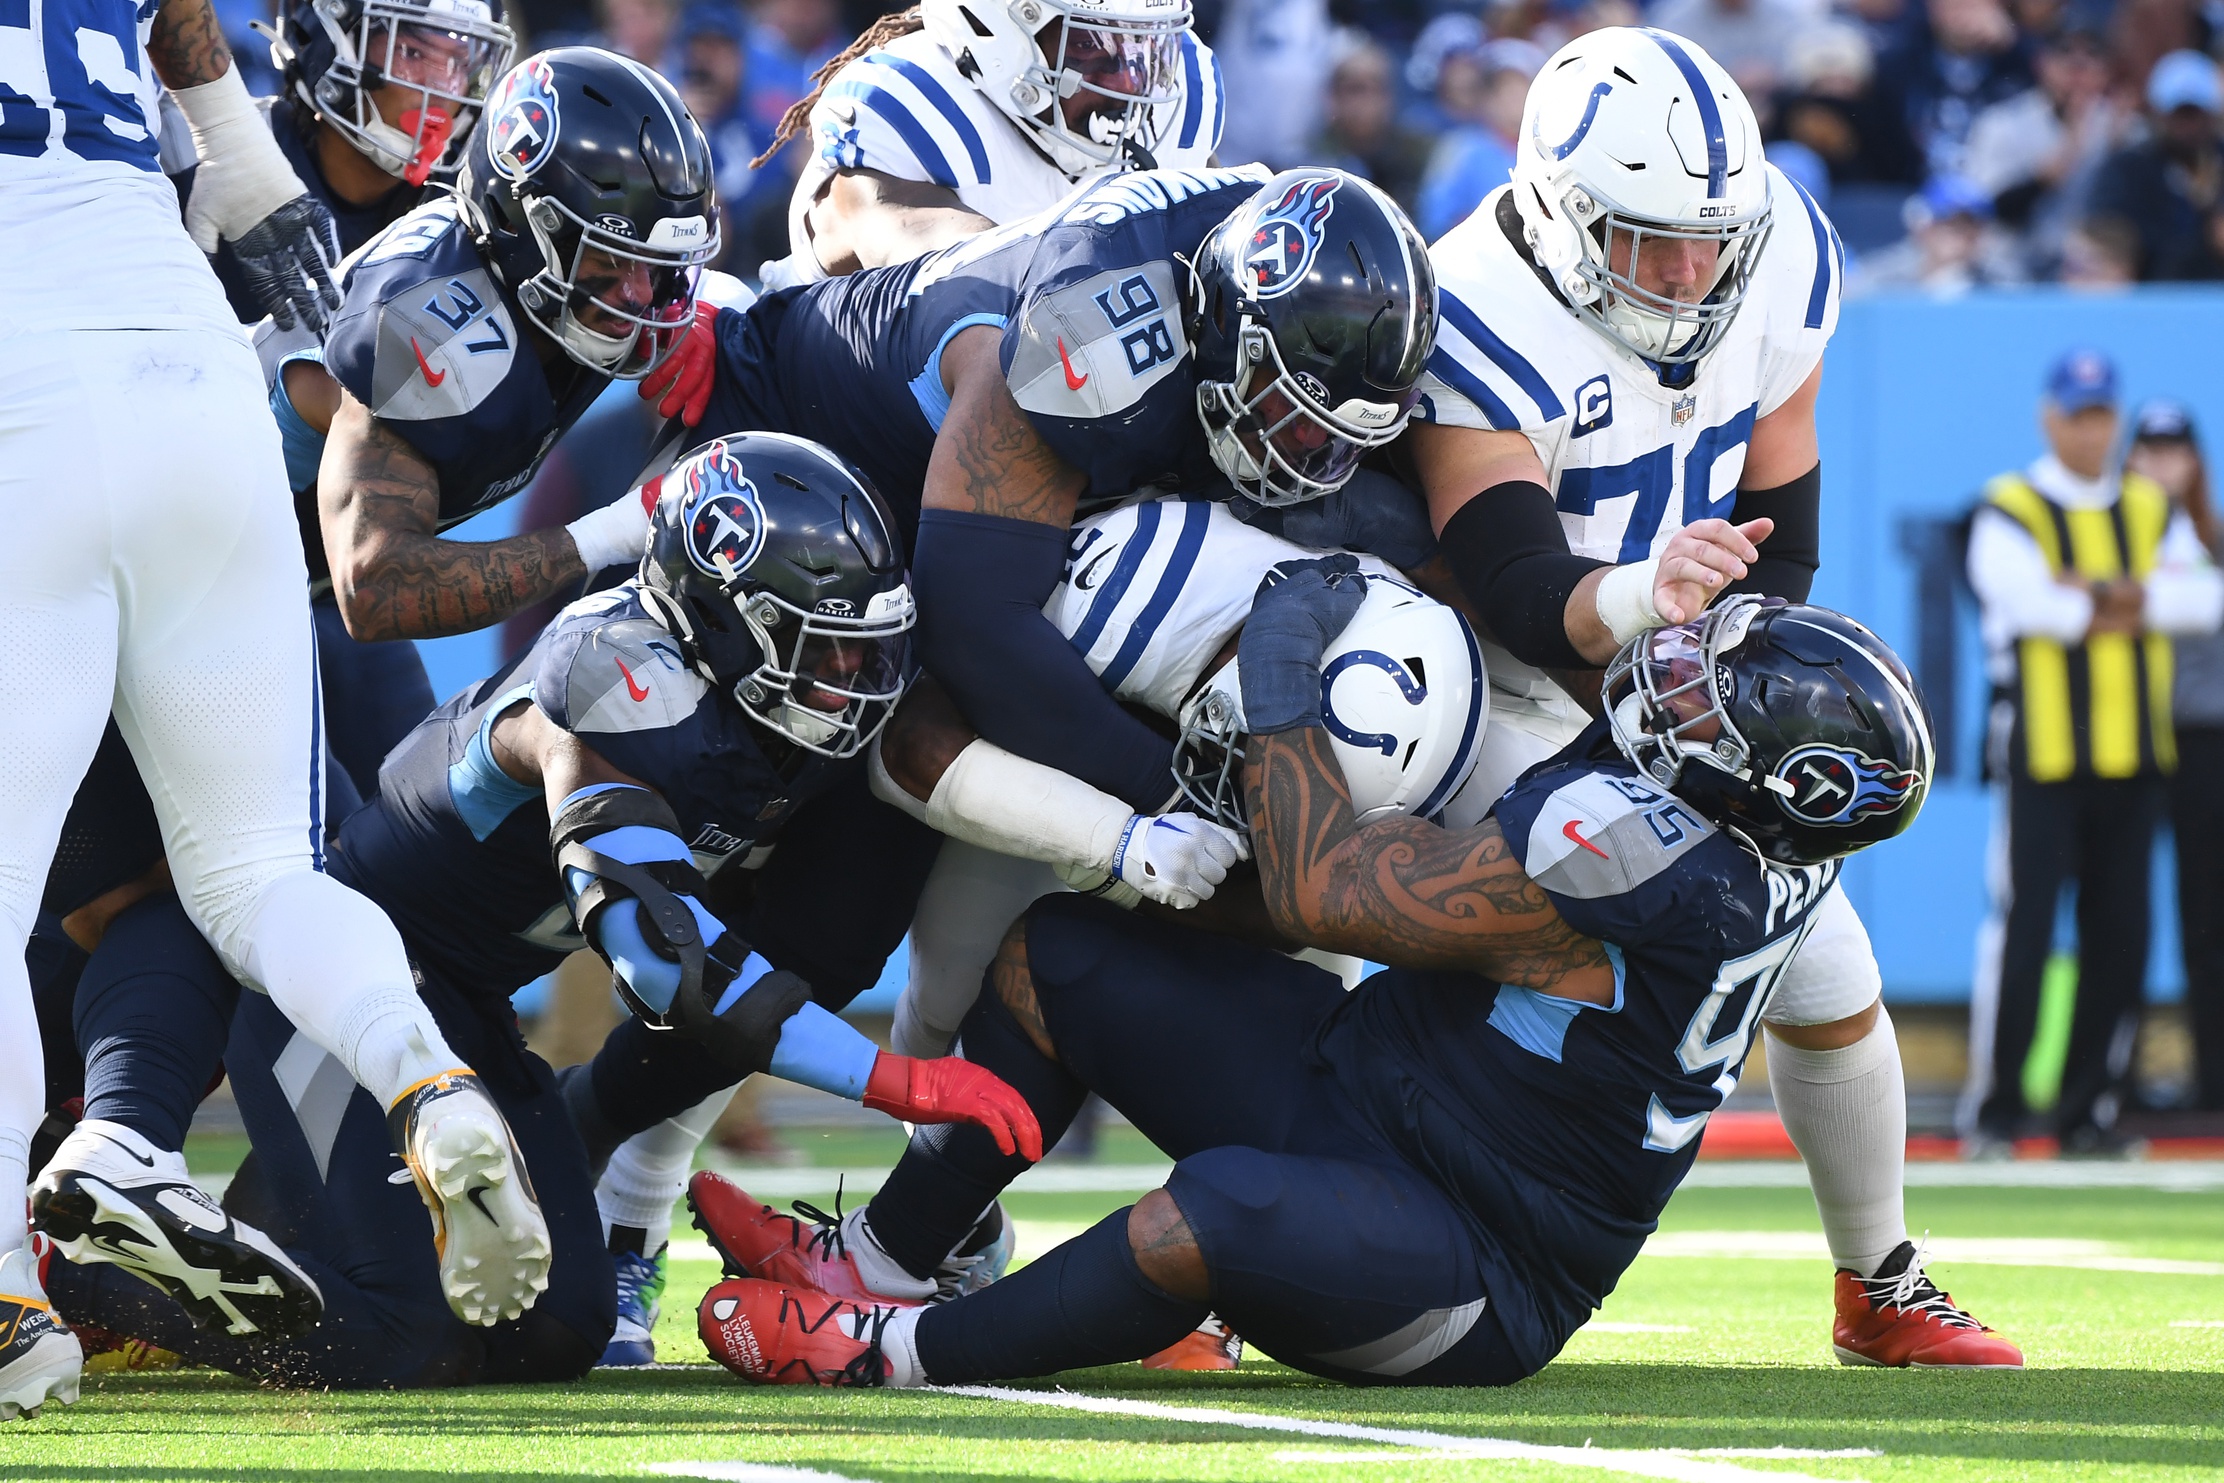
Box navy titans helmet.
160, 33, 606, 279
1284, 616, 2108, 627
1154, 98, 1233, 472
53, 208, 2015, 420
638, 433, 915, 760
457, 47, 719, 378
1187, 168, 1437, 507
1604, 596, 1935, 865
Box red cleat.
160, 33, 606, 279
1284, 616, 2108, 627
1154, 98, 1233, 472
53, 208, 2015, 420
686, 1171, 931, 1306
1140, 1314, 1243, 1371
698, 1277, 898, 1386
1834, 1240, 2023, 1368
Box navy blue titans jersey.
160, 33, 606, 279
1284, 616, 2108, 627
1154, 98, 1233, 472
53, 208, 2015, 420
699, 165, 1270, 553
1339, 723, 1837, 1350
333, 584, 839, 991
324, 196, 609, 527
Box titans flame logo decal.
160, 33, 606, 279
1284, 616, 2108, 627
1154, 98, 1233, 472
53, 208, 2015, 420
1244, 175, 1341, 299
681, 440, 766, 582
1773, 744, 1922, 827
487, 57, 559, 182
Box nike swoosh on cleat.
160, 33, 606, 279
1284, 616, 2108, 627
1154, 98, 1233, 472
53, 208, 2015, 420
466, 1186, 500, 1226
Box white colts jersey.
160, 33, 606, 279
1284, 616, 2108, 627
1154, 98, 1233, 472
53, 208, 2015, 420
1416, 171, 1841, 567
1044, 497, 1396, 718
0, 0, 237, 336
783, 27, 1225, 281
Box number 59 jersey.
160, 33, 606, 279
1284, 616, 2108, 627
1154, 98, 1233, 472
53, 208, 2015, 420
1413, 173, 1842, 569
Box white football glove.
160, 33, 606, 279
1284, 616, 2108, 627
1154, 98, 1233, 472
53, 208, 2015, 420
566, 481, 657, 572
1057, 812, 1249, 911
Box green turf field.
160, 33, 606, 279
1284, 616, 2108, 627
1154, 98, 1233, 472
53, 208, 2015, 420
10, 1156, 2222, 1483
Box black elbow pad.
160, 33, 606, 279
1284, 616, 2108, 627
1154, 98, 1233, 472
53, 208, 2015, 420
1724, 462, 1822, 602
1440, 482, 1608, 669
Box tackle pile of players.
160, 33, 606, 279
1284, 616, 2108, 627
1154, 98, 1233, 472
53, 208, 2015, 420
4, 0, 2029, 1418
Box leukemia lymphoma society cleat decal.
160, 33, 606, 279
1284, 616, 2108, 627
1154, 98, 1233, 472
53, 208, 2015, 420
687, 1171, 932, 1306
1833, 1239, 2024, 1368
31, 1120, 322, 1339
697, 1277, 894, 1386
387, 1070, 552, 1326
1140, 1313, 1243, 1371
0, 1242, 80, 1420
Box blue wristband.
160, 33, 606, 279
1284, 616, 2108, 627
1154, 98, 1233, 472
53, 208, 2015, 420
767, 1001, 881, 1100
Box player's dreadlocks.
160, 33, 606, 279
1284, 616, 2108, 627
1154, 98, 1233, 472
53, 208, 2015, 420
750, 6, 925, 170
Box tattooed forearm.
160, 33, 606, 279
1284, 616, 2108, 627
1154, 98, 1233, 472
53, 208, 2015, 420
320, 397, 587, 641
1247, 728, 1612, 995
149, 0, 233, 88
922, 329, 1087, 526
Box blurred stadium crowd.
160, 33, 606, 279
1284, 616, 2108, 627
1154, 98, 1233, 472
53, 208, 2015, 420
204, 0, 2224, 293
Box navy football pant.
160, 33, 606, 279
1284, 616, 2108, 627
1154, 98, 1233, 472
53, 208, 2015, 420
312, 596, 433, 802
50, 961, 613, 1388
895, 894, 1530, 1386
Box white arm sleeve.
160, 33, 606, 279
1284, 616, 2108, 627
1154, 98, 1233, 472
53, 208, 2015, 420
2144, 511, 2224, 636
869, 736, 1134, 872
1968, 507, 2093, 642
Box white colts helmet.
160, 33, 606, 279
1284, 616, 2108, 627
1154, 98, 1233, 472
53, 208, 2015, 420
920, 0, 1191, 175
1176, 577, 1489, 830
1511, 27, 1772, 367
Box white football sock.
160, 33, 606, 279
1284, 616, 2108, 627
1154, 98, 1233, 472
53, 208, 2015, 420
598, 1085, 739, 1250
876, 1304, 926, 1387
0, 1123, 28, 1253
1768, 1005, 1909, 1278
237, 871, 468, 1106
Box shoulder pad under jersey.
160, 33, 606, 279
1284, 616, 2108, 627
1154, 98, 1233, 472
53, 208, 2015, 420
326, 202, 518, 422
1007, 258, 1190, 422
536, 602, 710, 738
812, 38, 995, 191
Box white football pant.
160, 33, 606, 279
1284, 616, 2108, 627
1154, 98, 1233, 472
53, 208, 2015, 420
0, 328, 461, 1248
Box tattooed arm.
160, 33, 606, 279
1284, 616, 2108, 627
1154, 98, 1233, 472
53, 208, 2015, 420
1246, 727, 1615, 999
148, 0, 231, 87
319, 390, 587, 642
923, 326, 1089, 525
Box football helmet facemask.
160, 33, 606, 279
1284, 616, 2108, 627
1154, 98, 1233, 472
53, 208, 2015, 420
920, 0, 1191, 176
1188, 169, 1436, 506
638, 434, 914, 760
270, 0, 515, 185
1174, 575, 1487, 830
459, 48, 720, 378
1511, 27, 1773, 369
1604, 596, 1933, 865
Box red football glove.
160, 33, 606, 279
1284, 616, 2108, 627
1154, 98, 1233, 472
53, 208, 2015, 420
640, 301, 717, 427
861, 1051, 1044, 1162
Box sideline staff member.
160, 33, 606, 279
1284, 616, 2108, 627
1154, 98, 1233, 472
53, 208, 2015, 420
1964, 350, 2224, 1156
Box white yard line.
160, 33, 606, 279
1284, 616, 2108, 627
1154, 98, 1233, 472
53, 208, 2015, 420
940, 1385, 1868, 1483
647, 1465, 871, 1483
1644, 1231, 2224, 1275
1579, 1323, 1695, 1334
1270, 1449, 1881, 1464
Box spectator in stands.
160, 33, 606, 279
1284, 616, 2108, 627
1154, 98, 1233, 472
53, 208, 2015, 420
1962, 351, 2224, 1159
1308, 31, 1434, 211
1412, 38, 1542, 242
2058, 215, 2143, 286
1962, 25, 2126, 274
598, 0, 678, 66
1208, 0, 1334, 169
2129, 400, 2224, 1113
2088, 50, 2224, 281
1647, 0, 1804, 98
1877, 0, 2034, 179
676, 2, 766, 264
744, 0, 845, 142
1849, 172, 2027, 292
1770, 18, 1925, 186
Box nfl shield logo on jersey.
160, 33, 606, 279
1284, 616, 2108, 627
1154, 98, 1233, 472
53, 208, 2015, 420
488, 57, 560, 181
1672, 392, 1697, 426
1244, 176, 1341, 299
682, 440, 767, 580
1773, 744, 1922, 827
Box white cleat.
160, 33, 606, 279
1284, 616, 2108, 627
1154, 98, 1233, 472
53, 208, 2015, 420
0, 1241, 82, 1421
387, 1069, 552, 1326
32, 1119, 322, 1339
